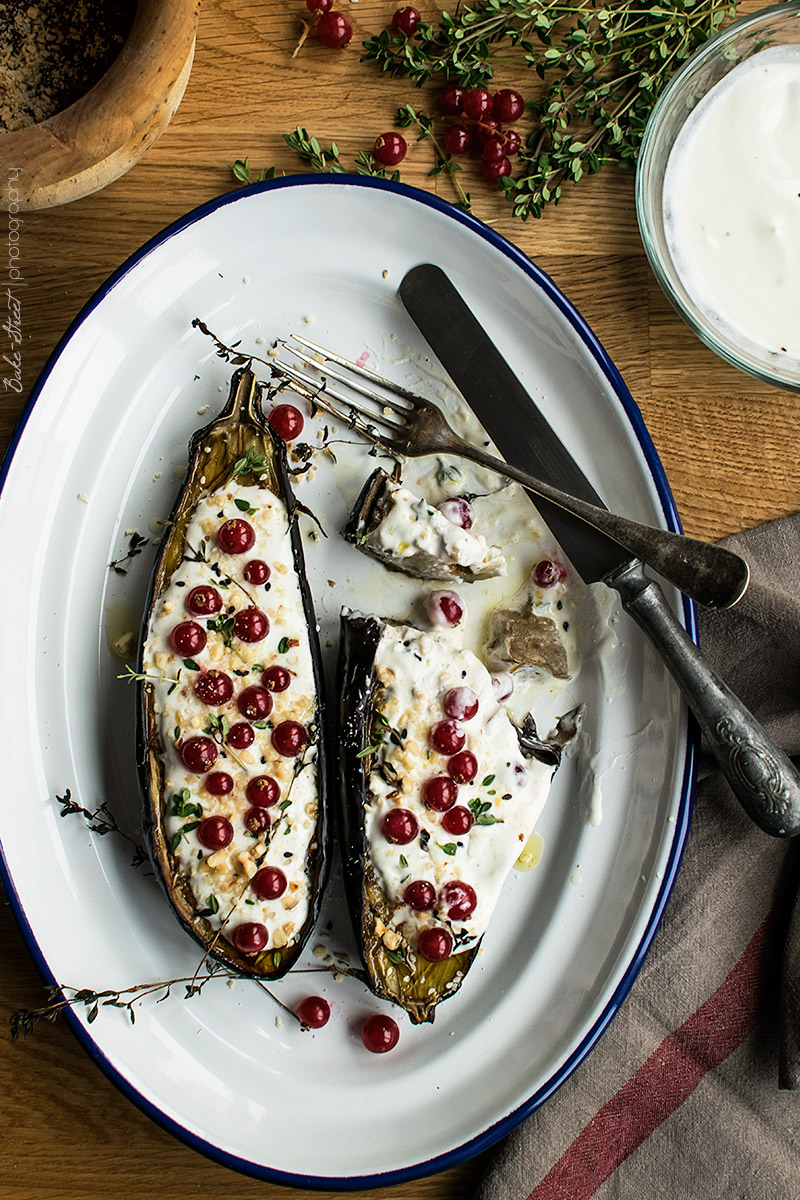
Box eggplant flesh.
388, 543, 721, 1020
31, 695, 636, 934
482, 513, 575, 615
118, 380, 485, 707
344, 468, 506, 582
137, 367, 330, 980
337, 610, 568, 1024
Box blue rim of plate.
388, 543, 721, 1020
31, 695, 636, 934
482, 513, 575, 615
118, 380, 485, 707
0, 174, 697, 1191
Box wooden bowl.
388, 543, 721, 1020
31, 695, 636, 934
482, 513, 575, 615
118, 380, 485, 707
1, 0, 200, 211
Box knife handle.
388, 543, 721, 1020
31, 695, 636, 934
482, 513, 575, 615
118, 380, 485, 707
611, 561, 800, 837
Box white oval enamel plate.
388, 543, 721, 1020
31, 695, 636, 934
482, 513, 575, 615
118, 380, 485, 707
0, 178, 694, 1188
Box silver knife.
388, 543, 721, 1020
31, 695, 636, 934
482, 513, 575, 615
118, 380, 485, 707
399, 262, 800, 838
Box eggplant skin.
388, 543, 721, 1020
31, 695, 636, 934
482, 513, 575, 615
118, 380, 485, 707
337, 610, 478, 1024
136, 367, 331, 981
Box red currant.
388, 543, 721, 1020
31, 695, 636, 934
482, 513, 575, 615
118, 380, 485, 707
442, 686, 478, 721
473, 116, 501, 146
231, 922, 268, 954
482, 134, 507, 164
297, 995, 331, 1029
197, 815, 233, 851
316, 10, 352, 47
438, 83, 464, 115
272, 720, 308, 756
463, 87, 493, 122
205, 771, 233, 796
381, 808, 419, 845
391, 6, 420, 35
441, 880, 477, 921
185, 585, 222, 616
424, 589, 465, 628
307, 0, 331, 10
448, 749, 478, 783
503, 129, 522, 156
269, 403, 304, 441
180, 736, 218, 774
431, 719, 465, 756
404, 880, 436, 911
251, 866, 287, 900
243, 559, 270, 585
244, 806, 270, 834
493, 88, 525, 123
417, 926, 453, 962
194, 670, 234, 706
245, 775, 280, 807
481, 156, 512, 183
262, 665, 291, 692
373, 132, 407, 167
227, 721, 255, 750
422, 775, 458, 812
218, 518, 255, 555
442, 124, 472, 155
170, 621, 207, 657
237, 684, 273, 721
233, 608, 269, 643
436, 497, 473, 528
361, 1013, 399, 1053
441, 805, 473, 835
532, 558, 567, 587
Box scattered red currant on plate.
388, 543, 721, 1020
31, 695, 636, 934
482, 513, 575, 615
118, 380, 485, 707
361, 1013, 400, 1053
269, 403, 304, 441
297, 996, 331, 1029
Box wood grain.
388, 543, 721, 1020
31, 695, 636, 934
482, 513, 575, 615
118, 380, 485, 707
0, 0, 791, 1195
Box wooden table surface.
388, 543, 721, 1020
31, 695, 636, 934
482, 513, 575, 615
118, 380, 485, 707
0, 1, 793, 1197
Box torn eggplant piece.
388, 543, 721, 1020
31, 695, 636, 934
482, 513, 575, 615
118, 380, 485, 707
137, 367, 331, 980
344, 468, 506, 582
337, 610, 569, 1024
486, 607, 570, 680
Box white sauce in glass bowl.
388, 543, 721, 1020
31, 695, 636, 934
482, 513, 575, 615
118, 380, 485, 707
662, 45, 800, 371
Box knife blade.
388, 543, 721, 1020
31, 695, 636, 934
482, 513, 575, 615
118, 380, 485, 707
398, 261, 800, 839
399, 262, 629, 586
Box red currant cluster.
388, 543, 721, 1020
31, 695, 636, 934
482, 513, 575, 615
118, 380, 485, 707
439, 84, 526, 183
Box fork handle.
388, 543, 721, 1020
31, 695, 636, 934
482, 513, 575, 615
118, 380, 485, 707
611, 561, 800, 837
449, 434, 749, 610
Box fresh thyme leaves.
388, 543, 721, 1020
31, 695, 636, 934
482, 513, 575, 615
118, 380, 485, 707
234, 497, 258, 515
231, 447, 268, 479
364, 0, 735, 217
353, 149, 402, 182
109, 530, 150, 575
207, 614, 235, 647
171, 820, 201, 851
438, 842, 459, 856
169, 789, 202, 820
468, 797, 503, 826
284, 126, 347, 173
396, 103, 473, 212
117, 664, 183, 695
56, 790, 148, 869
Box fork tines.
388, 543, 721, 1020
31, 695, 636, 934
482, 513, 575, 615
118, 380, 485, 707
268, 334, 414, 444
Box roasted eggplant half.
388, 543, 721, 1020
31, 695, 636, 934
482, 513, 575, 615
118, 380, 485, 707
338, 609, 570, 1023
344, 468, 506, 582
137, 367, 330, 979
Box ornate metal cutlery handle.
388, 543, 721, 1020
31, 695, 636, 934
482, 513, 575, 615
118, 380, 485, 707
611, 561, 800, 837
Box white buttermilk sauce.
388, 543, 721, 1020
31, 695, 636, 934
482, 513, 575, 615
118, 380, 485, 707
142, 483, 321, 953
364, 622, 558, 954
369, 480, 506, 576
663, 46, 800, 370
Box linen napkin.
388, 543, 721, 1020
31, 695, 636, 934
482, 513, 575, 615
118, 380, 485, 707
475, 514, 800, 1200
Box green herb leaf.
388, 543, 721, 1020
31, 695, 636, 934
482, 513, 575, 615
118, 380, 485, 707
438, 842, 458, 856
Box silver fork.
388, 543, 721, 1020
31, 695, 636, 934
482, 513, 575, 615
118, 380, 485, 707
269, 334, 749, 610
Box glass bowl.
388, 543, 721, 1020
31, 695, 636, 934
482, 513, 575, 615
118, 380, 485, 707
635, 2, 800, 391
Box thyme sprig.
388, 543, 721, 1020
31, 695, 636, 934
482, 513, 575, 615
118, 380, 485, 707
56, 790, 148, 869
109, 531, 150, 575
363, 0, 736, 218
396, 104, 473, 212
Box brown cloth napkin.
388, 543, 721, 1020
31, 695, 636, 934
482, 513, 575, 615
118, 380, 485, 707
475, 514, 800, 1200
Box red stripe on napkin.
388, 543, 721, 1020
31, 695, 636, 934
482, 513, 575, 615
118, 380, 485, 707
529, 911, 772, 1200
